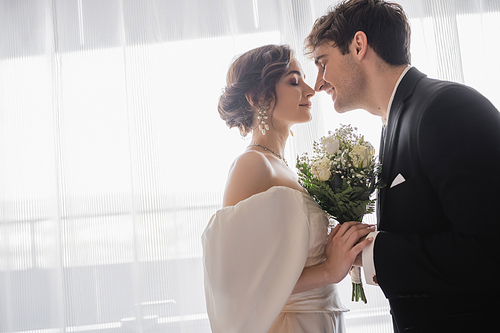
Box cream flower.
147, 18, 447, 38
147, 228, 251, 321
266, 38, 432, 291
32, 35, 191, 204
321, 135, 340, 155
351, 145, 374, 168
312, 158, 332, 181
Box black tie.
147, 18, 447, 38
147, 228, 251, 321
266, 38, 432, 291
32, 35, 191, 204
376, 125, 387, 224
379, 124, 387, 163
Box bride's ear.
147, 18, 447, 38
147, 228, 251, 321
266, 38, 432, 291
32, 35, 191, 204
245, 93, 258, 107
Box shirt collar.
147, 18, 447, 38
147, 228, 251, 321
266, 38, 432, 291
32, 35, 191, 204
383, 65, 412, 125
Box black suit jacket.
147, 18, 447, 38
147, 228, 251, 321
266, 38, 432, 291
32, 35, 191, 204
375, 67, 500, 331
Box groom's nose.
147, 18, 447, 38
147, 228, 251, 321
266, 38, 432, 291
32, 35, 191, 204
314, 72, 325, 92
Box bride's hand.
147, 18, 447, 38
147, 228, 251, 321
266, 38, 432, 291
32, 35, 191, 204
323, 222, 374, 284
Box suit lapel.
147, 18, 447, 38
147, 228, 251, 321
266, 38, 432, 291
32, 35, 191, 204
381, 67, 427, 180
378, 68, 426, 226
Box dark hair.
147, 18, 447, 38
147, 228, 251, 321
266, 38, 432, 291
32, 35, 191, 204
218, 44, 293, 136
305, 0, 411, 65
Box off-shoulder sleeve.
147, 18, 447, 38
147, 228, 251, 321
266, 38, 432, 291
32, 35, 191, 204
202, 187, 310, 333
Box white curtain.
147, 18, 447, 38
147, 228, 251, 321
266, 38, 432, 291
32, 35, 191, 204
1, 0, 498, 332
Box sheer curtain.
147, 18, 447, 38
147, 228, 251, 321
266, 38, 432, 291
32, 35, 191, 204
1, 0, 498, 332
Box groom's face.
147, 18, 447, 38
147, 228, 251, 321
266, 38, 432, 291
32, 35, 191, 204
313, 42, 365, 113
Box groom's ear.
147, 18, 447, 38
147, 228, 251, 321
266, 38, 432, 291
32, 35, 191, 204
351, 31, 368, 60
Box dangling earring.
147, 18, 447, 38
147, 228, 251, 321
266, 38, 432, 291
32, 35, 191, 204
257, 106, 269, 135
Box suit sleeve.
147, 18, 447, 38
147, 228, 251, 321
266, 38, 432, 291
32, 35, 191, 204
374, 85, 500, 298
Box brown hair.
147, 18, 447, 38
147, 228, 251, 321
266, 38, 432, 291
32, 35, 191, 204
218, 44, 293, 136
305, 0, 411, 65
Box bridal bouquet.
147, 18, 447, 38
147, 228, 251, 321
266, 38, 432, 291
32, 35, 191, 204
296, 124, 383, 303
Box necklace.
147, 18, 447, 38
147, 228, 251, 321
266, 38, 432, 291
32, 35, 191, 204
248, 143, 288, 166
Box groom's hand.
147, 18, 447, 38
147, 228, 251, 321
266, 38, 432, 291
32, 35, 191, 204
353, 251, 363, 267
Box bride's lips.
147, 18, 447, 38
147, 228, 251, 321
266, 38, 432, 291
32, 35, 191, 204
299, 103, 312, 108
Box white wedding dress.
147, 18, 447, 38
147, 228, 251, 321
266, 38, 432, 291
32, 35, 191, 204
202, 186, 348, 333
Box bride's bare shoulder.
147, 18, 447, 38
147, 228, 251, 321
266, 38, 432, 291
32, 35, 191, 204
228, 150, 272, 174
222, 150, 274, 207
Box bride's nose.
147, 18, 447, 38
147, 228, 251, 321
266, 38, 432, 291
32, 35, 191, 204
305, 84, 315, 98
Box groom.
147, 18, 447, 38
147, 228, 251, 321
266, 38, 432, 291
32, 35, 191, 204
305, 0, 500, 332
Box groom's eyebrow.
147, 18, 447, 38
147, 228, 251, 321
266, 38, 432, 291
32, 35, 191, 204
314, 55, 327, 65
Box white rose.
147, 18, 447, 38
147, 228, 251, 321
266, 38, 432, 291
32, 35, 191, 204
366, 144, 375, 160
321, 135, 340, 155
316, 168, 331, 181
352, 145, 374, 168
312, 158, 332, 181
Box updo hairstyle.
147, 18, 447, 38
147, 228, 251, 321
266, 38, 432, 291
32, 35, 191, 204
218, 44, 293, 136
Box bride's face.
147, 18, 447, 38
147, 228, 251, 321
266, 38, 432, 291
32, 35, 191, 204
269, 58, 315, 129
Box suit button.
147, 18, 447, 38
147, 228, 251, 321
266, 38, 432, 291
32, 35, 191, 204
398, 294, 406, 298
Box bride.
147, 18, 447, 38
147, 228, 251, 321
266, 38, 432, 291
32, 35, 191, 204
202, 44, 374, 333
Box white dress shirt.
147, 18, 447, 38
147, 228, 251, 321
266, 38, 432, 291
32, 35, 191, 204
362, 65, 412, 286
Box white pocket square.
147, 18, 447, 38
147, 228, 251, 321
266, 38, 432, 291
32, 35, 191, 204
390, 173, 406, 188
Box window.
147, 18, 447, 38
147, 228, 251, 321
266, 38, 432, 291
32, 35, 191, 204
1, 1, 499, 332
